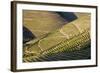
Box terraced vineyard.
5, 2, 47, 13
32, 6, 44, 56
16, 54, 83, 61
23, 29, 90, 62
23, 11, 91, 62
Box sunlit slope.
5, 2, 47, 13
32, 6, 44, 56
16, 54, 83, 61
23, 10, 67, 38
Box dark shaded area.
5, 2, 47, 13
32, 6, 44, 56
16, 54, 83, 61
56, 12, 77, 22
30, 45, 91, 62
42, 47, 91, 61
23, 26, 36, 43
